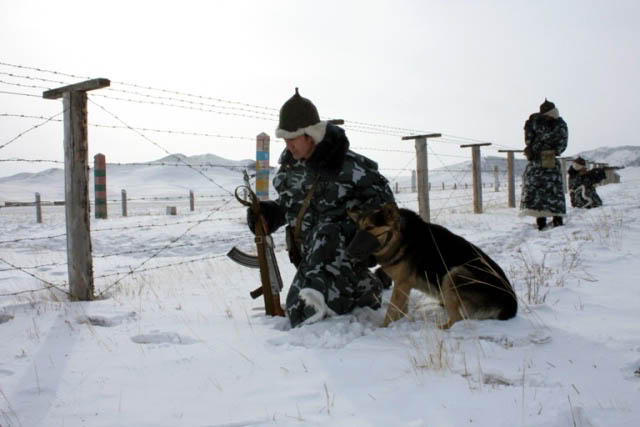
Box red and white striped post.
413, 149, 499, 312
94, 153, 107, 219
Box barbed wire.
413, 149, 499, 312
0, 89, 41, 98
0, 70, 68, 86
95, 198, 235, 298
1, 112, 256, 142
0, 255, 70, 297
0, 157, 64, 165
0, 61, 519, 146
87, 97, 235, 197
94, 253, 229, 282
0, 78, 48, 92
0, 110, 65, 151
0, 61, 592, 297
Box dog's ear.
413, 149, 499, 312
381, 203, 399, 221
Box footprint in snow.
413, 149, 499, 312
0, 313, 14, 324
76, 311, 136, 327
131, 331, 199, 345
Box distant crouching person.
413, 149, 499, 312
568, 157, 607, 209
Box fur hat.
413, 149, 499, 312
539, 98, 556, 113
573, 157, 586, 170
276, 88, 327, 143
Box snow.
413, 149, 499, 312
1, 164, 640, 427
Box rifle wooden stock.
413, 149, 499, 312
231, 186, 285, 317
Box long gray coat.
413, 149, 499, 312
520, 109, 568, 217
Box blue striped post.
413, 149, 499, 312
94, 153, 107, 219
256, 133, 270, 201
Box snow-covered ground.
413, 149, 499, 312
1, 167, 639, 427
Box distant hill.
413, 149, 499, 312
573, 145, 640, 167
0, 154, 256, 202
150, 153, 256, 169
1, 146, 638, 202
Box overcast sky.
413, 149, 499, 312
1, 0, 639, 177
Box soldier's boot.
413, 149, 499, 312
536, 217, 547, 231
552, 216, 563, 227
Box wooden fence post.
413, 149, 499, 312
121, 189, 127, 217
411, 170, 416, 193
189, 190, 195, 211
493, 166, 500, 192
94, 153, 107, 219
498, 150, 523, 208
35, 192, 42, 223
43, 78, 110, 301
460, 143, 491, 213
402, 133, 441, 222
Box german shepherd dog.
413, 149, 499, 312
347, 204, 517, 329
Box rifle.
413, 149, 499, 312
603, 165, 625, 171
227, 186, 285, 317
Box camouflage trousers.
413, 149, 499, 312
286, 221, 383, 327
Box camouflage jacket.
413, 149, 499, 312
568, 166, 606, 208
272, 122, 395, 326
520, 112, 568, 216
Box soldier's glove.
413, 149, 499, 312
246, 201, 286, 235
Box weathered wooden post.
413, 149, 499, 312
411, 170, 416, 193
498, 149, 523, 208
402, 133, 441, 222
460, 143, 491, 213
94, 153, 107, 219
256, 133, 270, 201
35, 192, 42, 223
493, 166, 500, 192
189, 190, 195, 211
121, 189, 127, 217
43, 78, 110, 301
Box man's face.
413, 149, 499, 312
285, 134, 315, 160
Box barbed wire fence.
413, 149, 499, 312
0, 61, 530, 301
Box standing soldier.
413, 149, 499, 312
520, 99, 568, 230
246, 88, 395, 327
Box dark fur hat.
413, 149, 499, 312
539, 98, 556, 113
276, 88, 326, 142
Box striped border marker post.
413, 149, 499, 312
256, 133, 270, 201
94, 153, 107, 219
